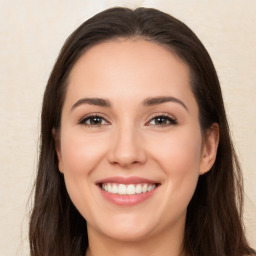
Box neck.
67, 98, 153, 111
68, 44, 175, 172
85, 223, 185, 256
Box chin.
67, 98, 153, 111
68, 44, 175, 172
87, 211, 158, 242
102, 224, 154, 242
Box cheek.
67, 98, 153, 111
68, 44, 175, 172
60, 131, 107, 175
59, 130, 107, 214
149, 127, 202, 207
151, 127, 202, 172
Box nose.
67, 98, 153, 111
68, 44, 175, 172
107, 124, 147, 168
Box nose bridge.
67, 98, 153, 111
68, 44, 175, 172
108, 119, 146, 167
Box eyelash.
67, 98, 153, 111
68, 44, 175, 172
79, 113, 109, 127
79, 113, 177, 127
146, 114, 177, 127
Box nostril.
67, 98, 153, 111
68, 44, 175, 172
106, 131, 147, 167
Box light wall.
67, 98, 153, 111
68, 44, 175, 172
0, 1, 255, 255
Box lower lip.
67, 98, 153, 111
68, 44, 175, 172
99, 186, 159, 206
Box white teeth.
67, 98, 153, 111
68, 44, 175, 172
112, 184, 118, 194
142, 184, 148, 193
101, 183, 157, 195
127, 184, 136, 195
135, 184, 142, 194
118, 184, 126, 195
147, 184, 156, 192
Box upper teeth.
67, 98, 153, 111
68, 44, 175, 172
101, 183, 156, 195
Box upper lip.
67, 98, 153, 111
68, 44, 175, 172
96, 176, 160, 185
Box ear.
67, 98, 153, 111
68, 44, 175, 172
199, 123, 219, 175
52, 128, 64, 174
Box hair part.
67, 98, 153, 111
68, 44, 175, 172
29, 7, 255, 256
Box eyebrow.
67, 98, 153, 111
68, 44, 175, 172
71, 98, 111, 111
71, 96, 188, 112
142, 96, 188, 111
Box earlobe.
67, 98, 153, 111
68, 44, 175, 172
52, 128, 64, 174
199, 123, 219, 175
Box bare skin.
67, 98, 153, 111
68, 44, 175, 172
55, 38, 219, 256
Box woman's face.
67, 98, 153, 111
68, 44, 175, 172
56, 38, 217, 242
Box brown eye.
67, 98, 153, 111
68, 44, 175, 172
148, 115, 177, 126
80, 115, 109, 127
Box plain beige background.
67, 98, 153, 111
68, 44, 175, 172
0, 0, 255, 255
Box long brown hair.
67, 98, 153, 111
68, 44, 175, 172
29, 7, 255, 256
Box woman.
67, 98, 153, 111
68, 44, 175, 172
29, 7, 255, 256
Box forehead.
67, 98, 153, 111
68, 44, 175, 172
70, 38, 190, 83
65, 38, 197, 111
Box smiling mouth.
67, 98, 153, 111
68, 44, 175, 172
100, 183, 160, 195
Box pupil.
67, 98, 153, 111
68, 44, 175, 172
156, 117, 166, 124
91, 117, 101, 124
